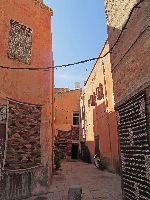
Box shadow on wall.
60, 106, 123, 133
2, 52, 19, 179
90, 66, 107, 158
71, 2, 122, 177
105, 1, 150, 199
93, 101, 120, 173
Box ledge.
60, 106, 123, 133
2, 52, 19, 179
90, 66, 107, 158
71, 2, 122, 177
3, 165, 44, 174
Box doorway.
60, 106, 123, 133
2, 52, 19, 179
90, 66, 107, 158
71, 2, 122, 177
95, 135, 100, 155
71, 143, 78, 159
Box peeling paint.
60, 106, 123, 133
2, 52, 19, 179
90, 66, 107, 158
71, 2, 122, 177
1, 166, 48, 200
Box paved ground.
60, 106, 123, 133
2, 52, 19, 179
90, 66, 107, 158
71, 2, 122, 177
27, 160, 122, 200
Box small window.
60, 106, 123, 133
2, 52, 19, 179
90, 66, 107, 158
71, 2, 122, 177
8, 19, 32, 65
90, 95, 96, 106
73, 112, 80, 126
88, 99, 91, 107
96, 83, 104, 100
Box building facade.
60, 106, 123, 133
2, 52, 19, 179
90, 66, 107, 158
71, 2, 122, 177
55, 88, 81, 159
105, 0, 150, 199
0, 0, 54, 199
81, 41, 119, 172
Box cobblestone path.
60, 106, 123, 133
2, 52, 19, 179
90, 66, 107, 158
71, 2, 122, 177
26, 161, 122, 200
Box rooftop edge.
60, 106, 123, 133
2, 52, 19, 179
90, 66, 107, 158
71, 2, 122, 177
33, 0, 53, 15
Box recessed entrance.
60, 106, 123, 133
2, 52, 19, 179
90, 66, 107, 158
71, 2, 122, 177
71, 143, 78, 159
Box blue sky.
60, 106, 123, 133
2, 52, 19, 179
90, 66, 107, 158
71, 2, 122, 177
44, 0, 107, 89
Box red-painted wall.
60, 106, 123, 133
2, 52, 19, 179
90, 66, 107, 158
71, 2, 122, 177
0, 0, 54, 198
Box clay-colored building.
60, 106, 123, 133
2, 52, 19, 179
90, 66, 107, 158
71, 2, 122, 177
55, 88, 81, 159
81, 41, 119, 172
105, 0, 150, 199
0, 0, 54, 199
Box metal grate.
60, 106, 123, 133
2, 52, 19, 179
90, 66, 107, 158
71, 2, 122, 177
8, 19, 32, 65
117, 92, 150, 200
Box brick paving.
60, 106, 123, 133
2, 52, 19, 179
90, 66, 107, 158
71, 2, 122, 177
27, 160, 122, 200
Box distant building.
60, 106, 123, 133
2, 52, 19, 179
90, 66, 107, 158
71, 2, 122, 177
0, 0, 54, 199
81, 41, 119, 172
54, 88, 81, 159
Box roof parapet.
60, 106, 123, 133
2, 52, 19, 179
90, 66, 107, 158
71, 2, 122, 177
33, 0, 53, 15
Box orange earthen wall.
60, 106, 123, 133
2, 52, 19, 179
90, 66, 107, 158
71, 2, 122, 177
0, 0, 53, 176
55, 89, 81, 132
86, 141, 95, 158
84, 42, 119, 172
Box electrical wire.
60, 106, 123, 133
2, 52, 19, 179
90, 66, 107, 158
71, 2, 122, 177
0, 0, 144, 71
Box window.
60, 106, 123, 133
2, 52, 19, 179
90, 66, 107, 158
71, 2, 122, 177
73, 112, 80, 126
96, 83, 104, 100
90, 94, 96, 106
8, 19, 32, 65
88, 99, 91, 107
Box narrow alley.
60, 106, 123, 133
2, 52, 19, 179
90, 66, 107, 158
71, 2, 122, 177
26, 161, 122, 200
0, 0, 150, 200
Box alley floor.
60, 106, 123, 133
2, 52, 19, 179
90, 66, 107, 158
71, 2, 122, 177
26, 161, 122, 200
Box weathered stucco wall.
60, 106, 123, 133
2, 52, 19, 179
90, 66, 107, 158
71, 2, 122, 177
55, 89, 81, 132
54, 89, 81, 158
84, 41, 119, 172
105, 0, 150, 199
105, 0, 150, 105
0, 0, 54, 199
105, 0, 139, 29
0, 0, 53, 104
2, 166, 48, 200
